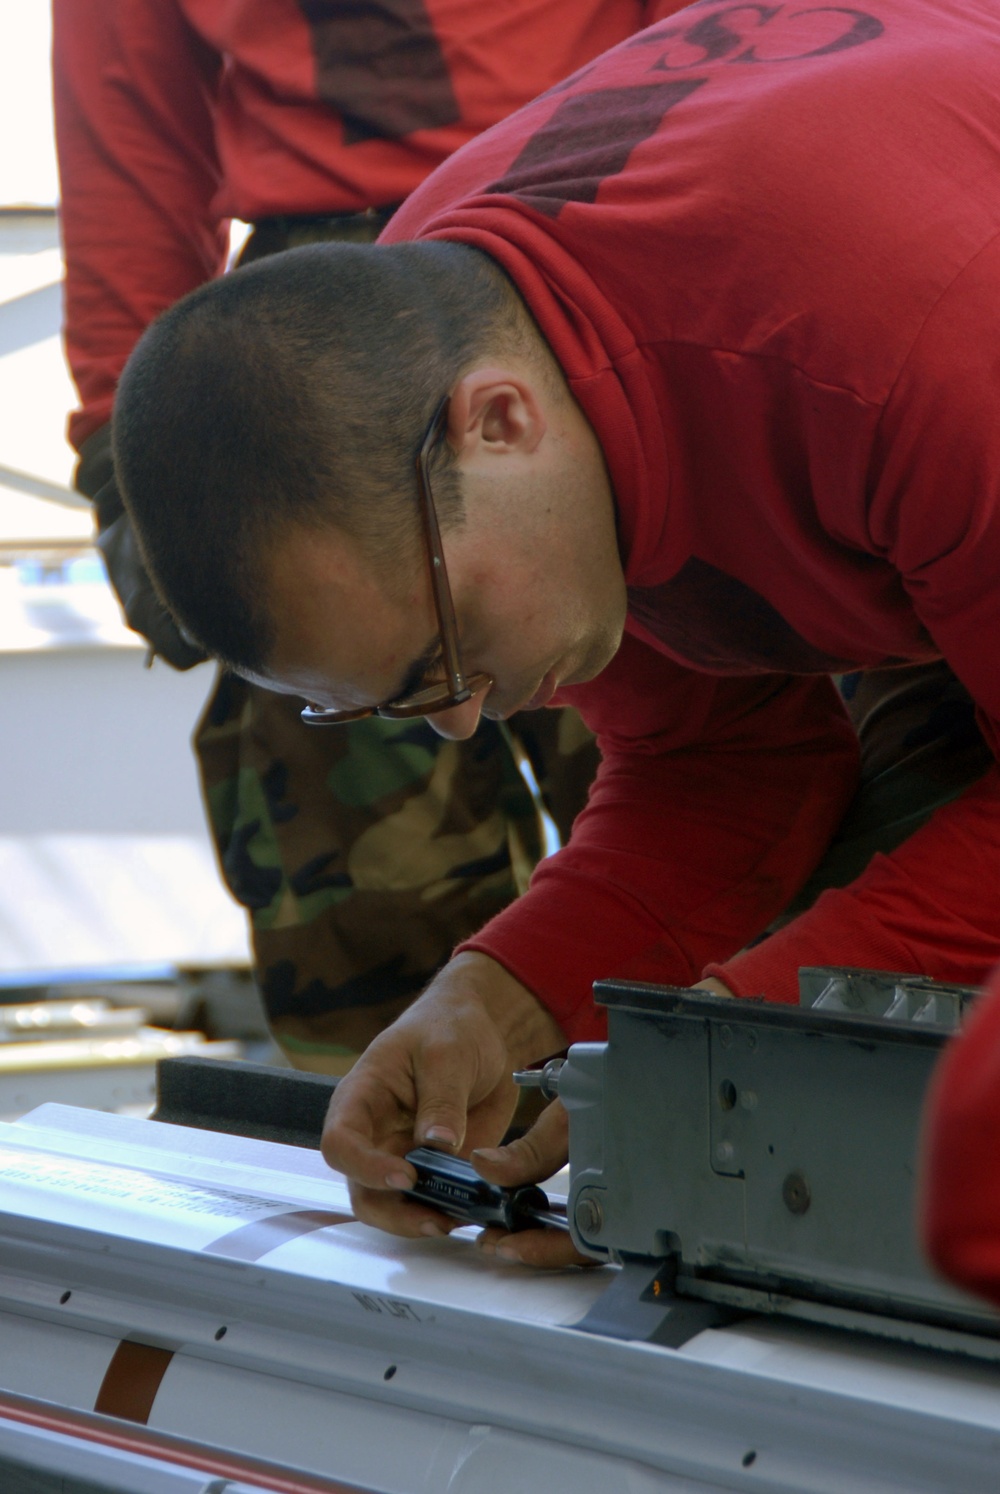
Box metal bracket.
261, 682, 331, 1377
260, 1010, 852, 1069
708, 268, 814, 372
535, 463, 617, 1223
572, 1258, 741, 1348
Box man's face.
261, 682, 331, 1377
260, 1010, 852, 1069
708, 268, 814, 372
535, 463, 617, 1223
253, 431, 627, 739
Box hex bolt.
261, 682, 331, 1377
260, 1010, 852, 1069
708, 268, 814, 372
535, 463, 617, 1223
575, 1195, 604, 1237
782, 1170, 811, 1215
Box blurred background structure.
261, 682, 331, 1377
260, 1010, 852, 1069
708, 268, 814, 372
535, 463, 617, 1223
0, 7, 260, 1114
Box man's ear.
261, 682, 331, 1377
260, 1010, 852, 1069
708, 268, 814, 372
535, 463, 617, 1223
447, 367, 547, 461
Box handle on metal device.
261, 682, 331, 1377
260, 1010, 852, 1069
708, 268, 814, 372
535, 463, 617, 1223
404, 1147, 564, 1232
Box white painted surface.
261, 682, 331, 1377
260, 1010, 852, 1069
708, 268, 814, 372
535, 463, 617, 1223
2, 1105, 1000, 1492
0, 1311, 118, 1406
0, 8, 59, 209
0, 644, 250, 970
0, 196, 250, 976
0, 215, 78, 504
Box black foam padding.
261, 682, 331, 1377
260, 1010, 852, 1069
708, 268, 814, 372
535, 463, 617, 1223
152, 1056, 337, 1149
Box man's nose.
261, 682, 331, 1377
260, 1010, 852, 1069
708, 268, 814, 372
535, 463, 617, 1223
426, 688, 488, 740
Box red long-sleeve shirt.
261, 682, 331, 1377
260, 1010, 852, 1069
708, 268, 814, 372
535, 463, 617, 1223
53, 0, 673, 450
377, 0, 1000, 1041
922, 965, 1000, 1307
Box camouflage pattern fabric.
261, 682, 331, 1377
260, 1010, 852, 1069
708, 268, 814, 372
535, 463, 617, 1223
195, 672, 598, 1071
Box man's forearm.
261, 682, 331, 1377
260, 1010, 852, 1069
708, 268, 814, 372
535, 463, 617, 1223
710, 763, 1000, 999
53, 0, 225, 447
459, 674, 859, 1038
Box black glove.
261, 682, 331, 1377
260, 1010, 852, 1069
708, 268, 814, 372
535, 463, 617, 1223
76, 423, 207, 670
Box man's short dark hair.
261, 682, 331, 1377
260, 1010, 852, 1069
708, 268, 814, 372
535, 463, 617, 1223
112, 240, 527, 674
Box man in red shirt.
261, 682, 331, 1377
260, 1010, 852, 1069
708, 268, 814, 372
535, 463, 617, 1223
54, 0, 679, 1067
111, 0, 1000, 1259
922, 964, 1000, 1308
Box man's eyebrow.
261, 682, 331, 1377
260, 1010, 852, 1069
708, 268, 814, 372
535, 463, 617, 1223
392, 637, 441, 701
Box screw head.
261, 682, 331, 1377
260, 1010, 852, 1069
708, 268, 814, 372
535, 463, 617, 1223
575, 1195, 604, 1237
782, 1171, 811, 1215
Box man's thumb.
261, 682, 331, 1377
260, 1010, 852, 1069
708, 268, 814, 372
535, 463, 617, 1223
472, 1099, 568, 1185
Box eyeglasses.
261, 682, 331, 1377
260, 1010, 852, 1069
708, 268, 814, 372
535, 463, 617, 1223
300, 397, 492, 726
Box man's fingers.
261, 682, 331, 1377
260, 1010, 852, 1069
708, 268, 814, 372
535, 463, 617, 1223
692, 977, 735, 998
347, 1181, 461, 1240
476, 1225, 598, 1270
471, 1098, 569, 1186
412, 1046, 484, 1153
321, 1089, 405, 1189
321, 1063, 419, 1191
320, 957, 556, 1245
469, 1102, 579, 1269
414, 1114, 462, 1150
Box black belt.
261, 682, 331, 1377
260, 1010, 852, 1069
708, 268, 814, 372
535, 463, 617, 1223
252, 206, 401, 235
240, 206, 402, 265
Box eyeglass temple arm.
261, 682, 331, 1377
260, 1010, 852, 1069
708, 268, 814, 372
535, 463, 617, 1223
416, 402, 468, 699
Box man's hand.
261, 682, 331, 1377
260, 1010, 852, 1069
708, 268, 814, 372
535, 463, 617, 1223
472, 1099, 597, 1269
321, 952, 567, 1238
466, 976, 735, 1268
693, 977, 735, 998
76, 424, 207, 670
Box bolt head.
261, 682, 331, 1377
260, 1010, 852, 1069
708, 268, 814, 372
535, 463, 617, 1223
782, 1170, 811, 1215
575, 1195, 604, 1237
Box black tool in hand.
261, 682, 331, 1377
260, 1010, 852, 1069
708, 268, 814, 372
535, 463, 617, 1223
404, 1147, 568, 1233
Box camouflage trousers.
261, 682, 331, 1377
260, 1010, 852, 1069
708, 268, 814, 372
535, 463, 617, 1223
195, 673, 599, 1071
